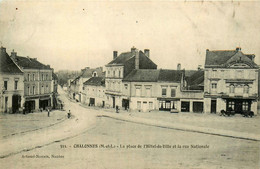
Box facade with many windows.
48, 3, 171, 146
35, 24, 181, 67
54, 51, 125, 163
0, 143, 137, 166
9, 50, 53, 112
204, 48, 259, 114
105, 47, 157, 109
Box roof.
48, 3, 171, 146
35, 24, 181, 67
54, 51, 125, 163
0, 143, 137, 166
107, 50, 157, 67
81, 67, 104, 78
15, 56, 52, 70
52, 73, 58, 80
83, 77, 105, 86
205, 48, 258, 68
0, 50, 23, 74
185, 70, 204, 90
123, 69, 183, 82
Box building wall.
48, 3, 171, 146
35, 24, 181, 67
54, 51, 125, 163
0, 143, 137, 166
0, 73, 24, 113
23, 69, 53, 111
82, 85, 106, 107
204, 67, 259, 114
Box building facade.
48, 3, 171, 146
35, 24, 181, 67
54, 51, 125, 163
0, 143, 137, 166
82, 77, 106, 107
105, 47, 157, 109
10, 50, 53, 112
0, 47, 24, 113
204, 48, 259, 114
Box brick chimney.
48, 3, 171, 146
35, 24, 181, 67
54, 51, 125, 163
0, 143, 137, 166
1, 46, 6, 53
113, 51, 117, 59
236, 47, 241, 51
135, 49, 139, 70
144, 49, 150, 58
11, 49, 17, 58
177, 63, 181, 70
131, 46, 136, 54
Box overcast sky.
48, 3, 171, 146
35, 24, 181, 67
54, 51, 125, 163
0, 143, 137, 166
0, 0, 259, 71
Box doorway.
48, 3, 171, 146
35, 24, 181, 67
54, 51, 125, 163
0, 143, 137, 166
12, 95, 21, 113
112, 97, 115, 108
211, 100, 217, 113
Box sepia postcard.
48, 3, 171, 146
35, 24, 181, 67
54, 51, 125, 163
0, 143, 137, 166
0, 0, 259, 168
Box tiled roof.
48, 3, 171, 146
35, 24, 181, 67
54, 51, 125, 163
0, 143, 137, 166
0, 50, 23, 74
123, 69, 159, 82
205, 49, 257, 68
158, 69, 183, 82
185, 70, 204, 90
108, 52, 133, 65
107, 50, 157, 68
81, 67, 104, 78
52, 73, 58, 80
15, 56, 52, 70
123, 69, 183, 82
83, 77, 105, 86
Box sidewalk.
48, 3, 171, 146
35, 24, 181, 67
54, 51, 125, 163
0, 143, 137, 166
79, 103, 260, 141
0, 109, 67, 138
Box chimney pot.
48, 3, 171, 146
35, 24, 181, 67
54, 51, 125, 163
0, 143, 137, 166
1, 46, 6, 53
236, 47, 241, 51
113, 51, 118, 59
144, 49, 150, 58
177, 63, 181, 70
206, 49, 209, 52
131, 46, 136, 54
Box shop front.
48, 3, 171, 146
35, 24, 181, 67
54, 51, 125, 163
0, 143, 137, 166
158, 98, 179, 112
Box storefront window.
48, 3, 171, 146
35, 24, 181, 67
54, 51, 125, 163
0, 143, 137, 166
242, 102, 249, 111
227, 101, 235, 110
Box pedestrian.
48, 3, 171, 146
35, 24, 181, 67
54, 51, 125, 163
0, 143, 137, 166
47, 108, 50, 117
67, 110, 71, 119
116, 106, 119, 113
61, 103, 63, 110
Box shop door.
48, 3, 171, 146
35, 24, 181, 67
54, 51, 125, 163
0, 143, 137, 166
112, 97, 115, 108
193, 102, 203, 113
211, 100, 216, 114
235, 101, 243, 114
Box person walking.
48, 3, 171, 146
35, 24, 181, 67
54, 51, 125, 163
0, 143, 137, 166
47, 108, 50, 117
67, 110, 71, 119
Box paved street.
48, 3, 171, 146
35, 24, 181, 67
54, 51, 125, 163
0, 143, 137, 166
0, 87, 259, 169
1, 117, 259, 169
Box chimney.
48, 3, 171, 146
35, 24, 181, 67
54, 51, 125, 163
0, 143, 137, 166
1, 46, 6, 53
236, 47, 241, 51
131, 46, 136, 54
144, 49, 150, 58
135, 49, 139, 70
113, 51, 118, 59
177, 63, 181, 70
206, 49, 209, 52
47, 64, 51, 68
11, 49, 17, 60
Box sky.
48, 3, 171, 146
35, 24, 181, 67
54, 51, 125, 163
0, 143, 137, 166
0, 0, 259, 71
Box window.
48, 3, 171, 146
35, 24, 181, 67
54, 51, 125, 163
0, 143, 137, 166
171, 88, 176, 97
145, 86, 151, 97
243, 85, 249, 94
28, 74, 30, 81
46, 85, 48, 93
93, 72, 97, 77
32, 74, 35, 81
135, 86, 141, 96
119, 71, 121, 78
171, 101, 177, 109
227, 101, 235, 111
108, 71, 110, 75
42, 74, 44, 81
32, 86, 35, 95
137, 101, 141, 110
229, 84, 235, 93
149, 102, 153, 110
46, 74, 48, 80
113, 71, 115, 77
162, 88, 167, 96
83, 87, 85, 90
242, 101, 249, 111
211, 83, 217, 89
14, 81, 18, 90
41, 85, 44, 94
4, 81, 7, 90
124, 84, 128, 90
27, 86, 30, 95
